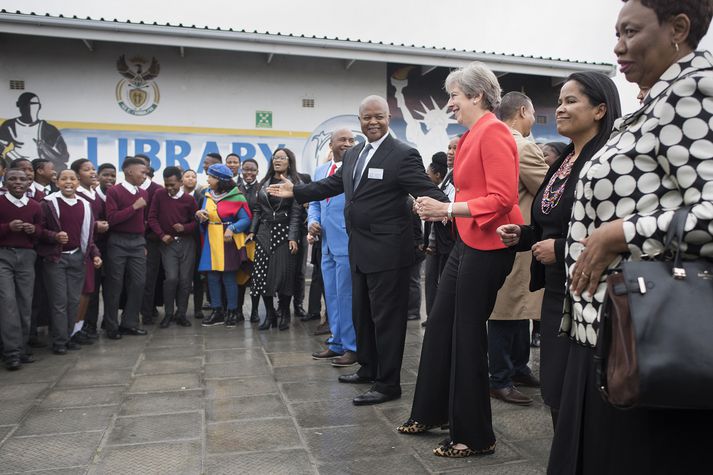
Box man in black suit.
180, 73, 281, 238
268, 95, 447, 405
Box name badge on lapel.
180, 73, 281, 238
368, 168, 384, 180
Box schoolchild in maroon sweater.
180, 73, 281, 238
39, 169, 102, 354
148, 166, 198, 327
9, 158, 45, 202
70, 158, 109, 344
0, 169, 42, 370
103, 157, 149, 339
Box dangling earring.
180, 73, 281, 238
673, 42, 680, 53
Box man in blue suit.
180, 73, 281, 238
309, 128, 357, 367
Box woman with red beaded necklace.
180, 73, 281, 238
497, 72, 621, 429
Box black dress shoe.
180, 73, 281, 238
338, 373, 375, 384
353, 389, 401, 406
159, 314, 172, 328
249, 309, 260, 323
194, 310, 204, 320
142, 317, 155, 326
300, 312, 320, 322
118, 327, 148, 336
53, 347, 68, 355
20, 354, 35, 364
5, 359, 21, 371
293, 306, 307, 319
66, 341, 82, 351
176, 317, 192, 327
105, 330, 122, 340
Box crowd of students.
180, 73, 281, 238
0, 151, 324, 371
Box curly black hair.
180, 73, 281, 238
624, 0, 713, 48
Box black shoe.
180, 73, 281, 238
53, 346, 68, 355
202, 309, 225, 326
159, 314, 172, 328
353, 389, 401, 406
82, 325, 99, 339
300, 312, 320, 322
66, 341, 82, 351
293, 305, 307, 320
5, 358, 21, 371
338, 373, 375, 384
71, 332, 94, 345
176, 317, 192, 327
512, 373, 541, 388
235, 311, 245, 323
142, 316, 155, 326
118, 327, 148, 336
278, 313, 290, 331
258, 308, 278, 330
105, 330, 122, 340
224, 311, 237, 327
194, 310, 204, 320
20, 354, 35, 364
249, 308, 260, 323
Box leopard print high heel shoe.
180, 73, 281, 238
396, 418, 448, 434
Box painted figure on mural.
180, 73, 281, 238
0, 92, 69, 170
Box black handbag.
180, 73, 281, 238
596, 206, 713, 409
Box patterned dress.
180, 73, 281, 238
563, 50, 713, 347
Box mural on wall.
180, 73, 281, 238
0, 92, 70, 170
116, 55, 161, 116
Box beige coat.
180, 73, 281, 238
490, 129, 549, 321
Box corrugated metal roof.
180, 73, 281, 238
0, 9, 614, 70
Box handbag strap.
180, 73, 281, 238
663, 205, 692, 278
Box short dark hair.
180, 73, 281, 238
215, 178, 236, 194
122, 157, 146, 170
134, 154, 151, 166
429, 152, 448, 177
241, 158, 258, 168
498, 91, 532, 122
97, 163, 116, 173
206, 153, 222, 162
182, 168, 197, 176
9, 158, 31, 169
31, 158, 51, 172
226, 153, 240, 160
625, 0, 713, 48
70, 158, 91, 174
163, 166, 182, 181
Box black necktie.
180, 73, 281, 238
353, 143, 372, 189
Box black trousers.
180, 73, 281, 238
487, 319, 532, 389
424, 252, 449, 316
141, 238, 161, 318
410, 241, 514, 450
307, 244, 324, 316
104, 233, 146, 331
352, 265, 410, 395
85, 241, 107, 330
292, 234, 308, 310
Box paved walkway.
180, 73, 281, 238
0, 297, 552, 474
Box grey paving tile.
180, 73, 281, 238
207, 418, 301, 454
204, 360, 271, 379
492, 406, 553, 442
0, 382, 50, 401
206, 449, 315, 475
107, 412, 201, 445
0, 362, 72, 384
204, 348, 265, 364
134, 357, 203, 376
0, 401, 34, 425
205, 335, 258, 350
291, 398, 380, 428
433, 462, 545, 475
73, 355, 139, 370
205, 376, 278, 399
0, 426, 13, 442
41, 387, 125, 408
17, 469, 88, 475
128, 373, 201, 393
410, 434, 525, 473
273, 364, 354, 383
57, 369, 133, 388
206, 394, 289, 422
261, 337, 327, 353
120, 390, 205, 416
280, 381, 362, 403
318, 453, 428, 474
302, 422, 408, 463
510, 437, 552, 469
91, 440, 201, 474
143, 346, 203, 360
0, 431, 102, 472
146, 334, 204, 348
267, 351, 319, 368
15, 406, 116, 436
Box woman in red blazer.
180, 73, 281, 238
397, 62, 523, 458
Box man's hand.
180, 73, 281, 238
267, 178, 295, 198
132, 197, 147, 210
93, 256, 103, 268
8, 220, 24, 232
308, 222, 321, 236
415, 196, 449, 221
288, 240, 298, 254
195, 210, 209, 222
172, 223, 185, 233
96, 220, 109, 233
161, 235, 174, 245
22, 223, 36, 235
55, 231, 69, 244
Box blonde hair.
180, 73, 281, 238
445, 62, 502, 111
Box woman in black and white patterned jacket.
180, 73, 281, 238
549, 1, 713, 474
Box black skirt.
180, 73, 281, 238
548, 343, 713, 475
251, 221, 296, 297
539, 286, 570, 410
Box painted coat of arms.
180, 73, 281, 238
115, 55, 160, 116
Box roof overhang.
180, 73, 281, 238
0, 11, 616, 78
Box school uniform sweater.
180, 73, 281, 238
105, 183, 148, 235
0, 194, 43, 249
147, 189, 198, 239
